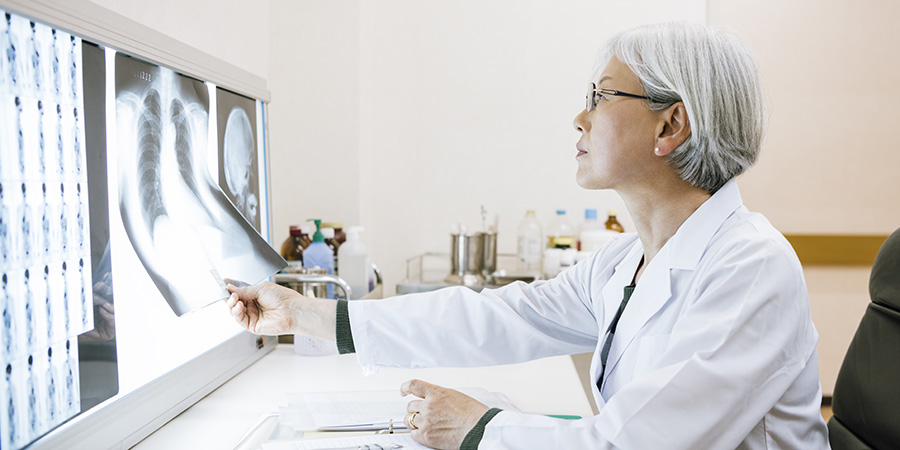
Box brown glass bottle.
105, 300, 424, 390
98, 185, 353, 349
323, 221, 346, 246
605, 210, 625, 233
280, 226, 306, 262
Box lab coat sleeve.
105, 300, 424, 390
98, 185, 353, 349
480, 232, 822, 449
348, 255, 602, 373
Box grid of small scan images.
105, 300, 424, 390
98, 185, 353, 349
1, 11, 93, 450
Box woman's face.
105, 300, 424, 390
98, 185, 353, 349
573, 57, 659, 191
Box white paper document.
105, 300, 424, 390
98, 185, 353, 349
290, 388, 518, 431
262, 433, 425, 450
299, 390, 410, 431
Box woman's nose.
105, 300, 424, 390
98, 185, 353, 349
573, 109, 588, 133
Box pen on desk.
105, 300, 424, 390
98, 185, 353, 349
313, 445, 402, 450
546, 414, 582, 420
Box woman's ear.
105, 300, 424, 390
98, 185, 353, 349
654, 102, 691, 156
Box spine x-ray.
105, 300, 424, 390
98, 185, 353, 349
1, 11, 88, 450
114, 55, 284, 317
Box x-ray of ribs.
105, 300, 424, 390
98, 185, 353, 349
171, 98, 213, 218
136, 89, 166, 232
117, 67, 260, 315
135, 89, 213, 239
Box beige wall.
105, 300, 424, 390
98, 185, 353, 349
709, 1, 900, 234
708, 0, 900, 395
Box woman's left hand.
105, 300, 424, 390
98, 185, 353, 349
401, 379, 490, 450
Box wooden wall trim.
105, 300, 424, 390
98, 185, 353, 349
785, 234, 889, 266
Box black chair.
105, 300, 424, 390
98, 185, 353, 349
828, 228, 900, 449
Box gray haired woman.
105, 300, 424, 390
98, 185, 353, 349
228, 22, 829, 449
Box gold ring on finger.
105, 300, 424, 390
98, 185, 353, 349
409, 411, 420, 430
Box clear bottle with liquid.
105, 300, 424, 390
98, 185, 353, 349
546, 210, 576, 249
516, 210, 542, 278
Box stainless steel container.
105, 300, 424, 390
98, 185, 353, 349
445, 232, 485, 286
482, 231, 498, 283
278, 267, 329, 297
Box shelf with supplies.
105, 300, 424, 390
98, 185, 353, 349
397, 252, 536, 294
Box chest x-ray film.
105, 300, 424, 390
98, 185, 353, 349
114, 54, 285, 317
1, 12, 89, 450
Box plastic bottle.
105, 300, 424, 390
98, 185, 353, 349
578, 209, 603, 251
337, 226, 369, 300
543, 248, 563, 279
560, 248, 578, 272
580, 209, 620, 254
546, 210, 576, 249
302, 219, 335, 298
605, 209, 625, 233
280, 225, 305, 272
516, 210, 542, 278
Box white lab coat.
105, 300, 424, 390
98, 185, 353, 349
349, 180, 830, 449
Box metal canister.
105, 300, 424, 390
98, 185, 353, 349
282, 267, 328, 297
482, 231, 498, 283
445, 232, 485, 286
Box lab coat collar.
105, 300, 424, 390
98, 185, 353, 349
597, 179, 744, 398
665, 178, 744, 271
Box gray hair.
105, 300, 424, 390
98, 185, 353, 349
595, 22, 766, 193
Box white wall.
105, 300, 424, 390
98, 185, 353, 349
77, 0, 898, 396
355, 0, 705, 292
88, 0, 269, 80
272, 0, 898, 395
267, 1, 361, 243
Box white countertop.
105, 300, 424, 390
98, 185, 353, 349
132, 345, 593, 449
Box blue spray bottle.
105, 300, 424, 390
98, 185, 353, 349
302, 219, 335, 298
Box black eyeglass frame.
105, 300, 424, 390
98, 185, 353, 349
586, 82, 653, 112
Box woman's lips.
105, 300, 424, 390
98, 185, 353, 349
576, 147, 587, 157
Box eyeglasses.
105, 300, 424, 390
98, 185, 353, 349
586, 82, 652, 112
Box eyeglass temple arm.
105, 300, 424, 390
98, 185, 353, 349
601, 89, 651, 100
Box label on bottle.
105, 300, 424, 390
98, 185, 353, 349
517, 236, 542, 263
547, 236, 575, 249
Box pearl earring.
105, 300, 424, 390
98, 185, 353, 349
654, 147, 661, 155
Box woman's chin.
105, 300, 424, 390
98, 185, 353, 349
575, 172, 606, 190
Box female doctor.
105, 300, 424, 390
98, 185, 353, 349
227, 22, 830, 449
